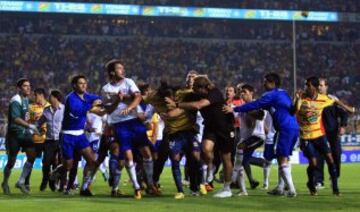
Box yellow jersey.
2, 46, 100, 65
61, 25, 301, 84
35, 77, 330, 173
144, 89, 195, 135
29, 102, 51, 143
297, 94, 335, 140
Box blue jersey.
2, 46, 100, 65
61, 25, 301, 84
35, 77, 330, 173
62, 92, 100, 131
234, 88, 299, 131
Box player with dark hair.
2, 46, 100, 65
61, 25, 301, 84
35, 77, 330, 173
25, 88, 51, 191
37, 90, 64, 192
2, 78, 40, 194
101, 59, 159, 199
56, 75, 111, 196
314, 78, 352, 188
231, 73, 299, 197
224, 84, 269, 195
294, 76, 354, 196
166, 75, 235, 198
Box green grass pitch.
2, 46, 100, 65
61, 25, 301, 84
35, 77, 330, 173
0, 164, 360, 211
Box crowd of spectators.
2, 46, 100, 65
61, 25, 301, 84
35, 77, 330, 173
1, 15, 359, 42
43, 0, 360, 13
0, 14, 359, 136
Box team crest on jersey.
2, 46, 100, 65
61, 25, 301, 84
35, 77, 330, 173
169, 141, 175, 148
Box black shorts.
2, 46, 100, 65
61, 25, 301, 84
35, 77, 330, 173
203, 127, 235, 154
301, 136, 331, 159
34, 143, 45, 158
42, 140, 60, 164
5, 130, 34, 157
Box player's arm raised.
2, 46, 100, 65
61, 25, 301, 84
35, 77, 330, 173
292, 90, 303, 114
333, 98, 356, 114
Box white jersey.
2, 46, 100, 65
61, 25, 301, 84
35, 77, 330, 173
264, 111, 276, 144
86, 113, 104, 142
238, 110, 266, 141
102, 78, 140, 124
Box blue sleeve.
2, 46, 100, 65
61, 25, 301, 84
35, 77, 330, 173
67, 96, 86, 117
88, 94, 101, 104
234, 92, 273, 113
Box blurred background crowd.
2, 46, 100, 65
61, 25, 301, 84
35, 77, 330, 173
0, 1, 359, 136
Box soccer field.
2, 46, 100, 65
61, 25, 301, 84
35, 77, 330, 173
0, 164, 359, 212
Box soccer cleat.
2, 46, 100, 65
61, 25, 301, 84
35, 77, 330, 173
267, 188, 284, 196
15, 182, 30, 194
213, 189, 232, 198
134, 189, 142, 200
64, 189, 75, 196
307, 182, 318, 196
250, 180, 260, 189
262, 183, 269, 190
285, 191, 297, 198
174, 192, 185, 199
333, 189, 341, 197
154, 183, 162, 192
199, 184, 207, 195
1, 182, 10, 195
236, 191, 248, 196
315, 182, 325, 190
152, 185, 162, 195
80, 188, 94, 197
25, 184, 31, 192
190, 191, 200, 196
205, 183, 214, 192
111, 189, 125, 197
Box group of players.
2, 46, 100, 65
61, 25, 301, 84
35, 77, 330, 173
2, 59, 356, 199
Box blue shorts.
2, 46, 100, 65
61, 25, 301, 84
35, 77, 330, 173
90, 139, 100, 153
60, 133, 90, 160
168, 130, 200, 156
274, 128, 299, 158
149, 140, 162, 153
264, 143, 275, 161
113, 119, 150, 153
301, 136, 331, 159
242, 136, 264, 164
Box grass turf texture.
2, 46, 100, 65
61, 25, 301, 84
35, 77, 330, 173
0, 164, 359, 211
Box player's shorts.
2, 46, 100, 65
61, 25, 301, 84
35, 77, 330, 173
148, 139, 162, 153
113, 118, 150, 153
90, 139, 100, 154
5, 130, 34, 157
274, 128, 299, 158
168, 130, 200, 156
264, 142, 275, 161
203, 127, 235, 154
241, 136, 264, 164
301, 136, 331, 159
153, 140, 162, 152
60, 133, 90, 160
